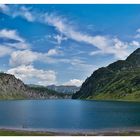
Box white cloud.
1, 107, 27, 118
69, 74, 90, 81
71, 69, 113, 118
53, 34, 67, 45
12, 6, 35, 22
0, 29, 24, 42
134, 28, 140, 39
112, 38, 129, 59
1, 5, 140, 86
9, 50, 39, 67
9, 49, 95, 80
92, 37, 128, 59
0, 45, 13, 57
136, 28, 140, 33
89, 38, 140, 59
7, 65, 56, 86
113, 38, 128, 49
129, 40, 140, 47
0, 29, 30, 49
0, 5, 35, 22
0, 29, 30, 57
9, 49, 64, 67
89, 50, 103, 56
63, 79, 83, 87
134, 34, 140, 39
6, 42, 30, 50
47, 49, 61, 56
1, 5, 138, 59
43, 13, 133, 59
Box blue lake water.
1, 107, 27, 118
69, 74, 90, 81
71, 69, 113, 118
0, 99, 140, 132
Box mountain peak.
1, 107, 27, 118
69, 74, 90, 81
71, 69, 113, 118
133, 47, 140, 53
126, 47, 140, 67
127, 48, 140, 58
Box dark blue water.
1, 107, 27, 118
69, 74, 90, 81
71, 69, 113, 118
0, 99, 140, 132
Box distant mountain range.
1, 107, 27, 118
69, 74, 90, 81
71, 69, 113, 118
47, 85, 80, 94
0, 73, 71, 99
73, 48, 140, 101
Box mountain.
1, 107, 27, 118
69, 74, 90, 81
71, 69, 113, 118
72, 48, 140, 101
0, 73, 71, 99
47, 85, 80, 94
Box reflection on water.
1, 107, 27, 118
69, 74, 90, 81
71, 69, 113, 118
0, 99, 140, 131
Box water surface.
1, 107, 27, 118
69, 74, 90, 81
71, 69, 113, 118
0, 99, 140, 132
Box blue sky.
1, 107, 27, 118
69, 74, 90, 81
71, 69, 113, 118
0, 4, 140, 86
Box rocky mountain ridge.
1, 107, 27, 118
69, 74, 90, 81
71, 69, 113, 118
47, 85, 80, 94
0, 73, 71, 99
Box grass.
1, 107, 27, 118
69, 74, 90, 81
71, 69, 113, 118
87, 91, 140, 102
1, 129, 140, 136
0, 129, 55, 136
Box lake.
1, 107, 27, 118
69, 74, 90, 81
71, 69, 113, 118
0, 99, 140, 132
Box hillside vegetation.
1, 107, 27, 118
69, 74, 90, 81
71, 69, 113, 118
72, 48, 140, 101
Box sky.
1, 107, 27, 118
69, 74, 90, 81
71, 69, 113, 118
0, 4, 140, 86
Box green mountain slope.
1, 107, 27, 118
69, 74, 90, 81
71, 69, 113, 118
72, 48, 140, 101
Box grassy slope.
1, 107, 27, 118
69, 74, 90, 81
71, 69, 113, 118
0, 94, 26, 100
73, 49, 140, 101
0, 130, 54, 136
86, 69, 140, 101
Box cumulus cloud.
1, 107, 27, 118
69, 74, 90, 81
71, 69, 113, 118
9, 49, 64, 67
47, 49, 62, 56
112, 38, 129, 59
7, 65, 57, 86
9, 50, 39, 67
63, 79, 83, 87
